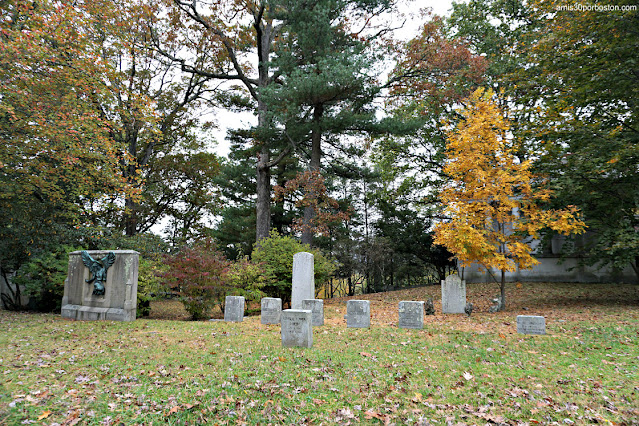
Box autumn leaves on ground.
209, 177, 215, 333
1, 282, 637, 426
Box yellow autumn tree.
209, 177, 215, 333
434, 88, 586, 310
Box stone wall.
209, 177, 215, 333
463, 255, 635, 284
464, 233, 636, 284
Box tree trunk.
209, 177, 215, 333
123, 160, 140, 236
500, 268, 506, 311
124, 196, 137, 236
301, 104, 323, 246
256, 143, 271, 243
254, 18, 273, 245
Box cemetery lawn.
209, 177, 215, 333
1, 282, 637, 425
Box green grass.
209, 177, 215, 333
1, 282, 638, 425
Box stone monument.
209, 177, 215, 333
261, 297, 282, 324
346, 300, 370, 328
291, 252, 314, 309
224, 296, 245, 322
301, 299, 324, 326
398, 301, 424, 329
517, 315, 546, 335
61, 250, 139, 321
281, 309, 313, 348
441, 274, 466, 314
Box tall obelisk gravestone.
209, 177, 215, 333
291, 252, 314, 309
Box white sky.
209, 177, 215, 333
208, 0, 457, 158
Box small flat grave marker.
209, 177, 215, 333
347, 300, 370, 328
261, 297, 282, 324
301, 299, 324, 326
281, 309, 313, 348
224, 296, 245, 322
398, 301, 424, 329
517, 315, 546, 335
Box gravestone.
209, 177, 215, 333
291, 252, 315, 309
301, 299, 324, 326
517, 315, 546, 335
61, 250, 139, 321
224, 296, 245, 322
346, 300, 370, 328
261, 297, 282, 324
441, 275, 466, 314
398, 301, 424, 329
281, 309, 313, 348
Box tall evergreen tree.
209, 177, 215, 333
156, 0, 400, 245
263, 0, 399, 245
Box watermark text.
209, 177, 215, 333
556, 3, 637, 11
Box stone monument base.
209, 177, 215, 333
62, 304, 135, 322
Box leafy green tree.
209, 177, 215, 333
375, 14, 487, 214
226, 256, 267, 306
524, 1, 639, 282
10, 246, 79, 312
251, 230, 335, 306
0, 0, 137, 295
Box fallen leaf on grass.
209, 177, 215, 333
61, 410, 81, 426
360, 352, 371, 357
278, 357, 287, 362
336, 408, 356, 420
473, 411, 506, 423
364, 410, 391, 424
164, 402, 200, 417
37, 410, 52, 420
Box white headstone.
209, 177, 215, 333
347, 300, 370, 328
441, 275, 466, 314
398, 301, 424, 329
517, 315, 546, 335
224, 296, 245, 322
291, 252, 314, 309
281, 309, 313, 348
261, 297, 282, 324
301, 299, 324, 326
